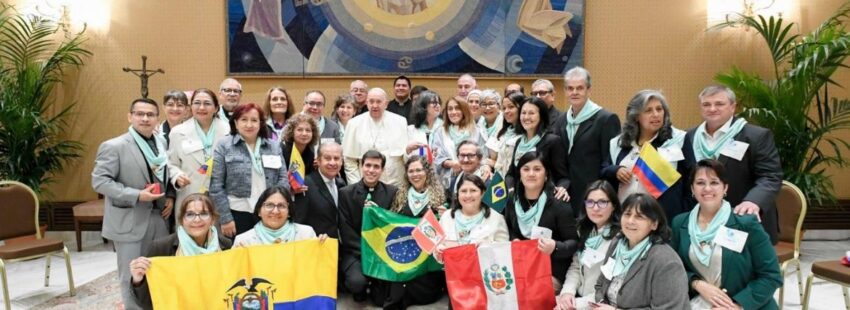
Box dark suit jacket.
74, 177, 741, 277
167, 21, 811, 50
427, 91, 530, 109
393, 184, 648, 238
132, 233, 233, 310
292, 171, 346, 238
338, 181, 399, 258
682, 120, 782, 244
506, 133, 570, 190
671, 213, 783, 310
503, 188, 578, 282
551, 108, 621, 213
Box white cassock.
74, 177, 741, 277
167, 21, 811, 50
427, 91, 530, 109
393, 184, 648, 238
342, 112, 409, 187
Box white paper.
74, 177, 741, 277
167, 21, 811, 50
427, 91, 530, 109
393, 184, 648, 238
720, 141, 749, 161
600, 259, 615, 280
714, 226, 748, 253
530, 226, 552, 240
181, 139, 203, 154
659, 146, 685, 162
261, 155, 282, 169
580, 247, 606, 268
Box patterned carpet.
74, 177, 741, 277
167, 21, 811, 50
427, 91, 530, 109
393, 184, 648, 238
34, 271, 122, 309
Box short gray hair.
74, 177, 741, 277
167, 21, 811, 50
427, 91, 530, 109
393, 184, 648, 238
532, 79, 555, 92
698, 85, 736, 104
563, 66, 591, 88
480, 89, 501, 106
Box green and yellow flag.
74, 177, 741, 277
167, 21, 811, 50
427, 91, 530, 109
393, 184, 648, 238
361, 206, 443, 281
483, 171, 508, 212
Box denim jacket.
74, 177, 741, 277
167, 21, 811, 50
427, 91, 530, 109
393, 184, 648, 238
209, 134, 288, 223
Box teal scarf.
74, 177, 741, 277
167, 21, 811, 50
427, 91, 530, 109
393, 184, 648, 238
337, 119, 346, 140
316, 116, 326, 137
241, 135, 264, 175
514, 134, 542, 164
693, 118, 747, 161
611, 236, 652, 278
217, 107, 228, 121
176, 226, 220, 256
448, 125, 471, 148
514, 192, 547, 238
454, 210, 485, 244
254, 220, 297, 244
566, 99, 602, 153
419, 118, 443, 144
407, 187, 430, 216
478, 112, 503, 138
580, 224, 611, 261
128, 126, 167, 181
194, 119, 217, 158
689, 200, 732, 267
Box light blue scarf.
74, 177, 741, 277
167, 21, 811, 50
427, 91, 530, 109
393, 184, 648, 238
514, 134, 542, 164
176, 226, 220, 256
253, 220, 297, 244
194, 119, 217, 158
407, 187, 430, 216
580, 224, 611, 262
448, 125, 471, 147
514, 192, 547, 238
688, 200, 732, 266
566, 99, 602, 153
693, 118, 747, 161
316, 116, 326, 137
337, 119, 346, 140
128, 126, 167, 181
420, 118, 443, 145
454, 210, 485, 244
611, 236, 652, 278
241, 135, 264, 175
478, 112, 503, 139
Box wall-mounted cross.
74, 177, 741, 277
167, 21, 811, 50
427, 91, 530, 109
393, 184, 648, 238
123, 55, 164, 99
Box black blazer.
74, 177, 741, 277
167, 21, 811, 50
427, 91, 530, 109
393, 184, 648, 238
338, 181, 399, 258
601, 136, 692, 223
682, 119, 782, 244
506, 133, 571, 190
551, 108, 621, 214
292, 171, 346, 238
503, 188, 579, 282
132, 233, 233, 310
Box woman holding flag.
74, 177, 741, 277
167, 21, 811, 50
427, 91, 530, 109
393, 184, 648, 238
593, 193, 688, 309
233, 186, 326, 246
503, 151, 578, 292
407, 90, 443, 146
436, 173, 508, 253
602, 89, 690, 222
506, 97, 569, 199
281, 114, 319, 193
167, 88, 230, 225
431, 97, 488, 188
670, 160, 781, 310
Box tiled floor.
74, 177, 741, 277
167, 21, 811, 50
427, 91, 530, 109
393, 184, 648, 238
1, 230, 848, 309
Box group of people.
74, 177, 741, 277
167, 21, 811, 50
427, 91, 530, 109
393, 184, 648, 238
92, 67, 785, 310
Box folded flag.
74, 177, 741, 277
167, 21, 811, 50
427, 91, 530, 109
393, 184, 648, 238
361, 206, 443, 282
418, 145, 434, 164
412, 208, 445, 254
443, 240, 555, 310
147, 239, 337, 309
196, 157, 213, 175
632, 143, 681, 199
482, 171, 508, 212
288, 146, 306, 191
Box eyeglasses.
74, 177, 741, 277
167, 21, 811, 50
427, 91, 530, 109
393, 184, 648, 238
531, 90, 551, 97
184, 212, 211, 221
584, 199, 611, 209
221, 88, 242, 94
481, 102, 498, 109
261, 203, 288, 211
305, 101, 325, 107
131, 111, 158, 119
429, 101, 441, 106
458, 153, 479, 160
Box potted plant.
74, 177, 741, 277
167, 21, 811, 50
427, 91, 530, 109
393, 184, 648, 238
712, 2, 850, 220
0, 3, 91, 195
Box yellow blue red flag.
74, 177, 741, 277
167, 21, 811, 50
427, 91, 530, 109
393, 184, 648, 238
146, 239, 337, 309
288, 146, 306, 191
632, 143, 681, 198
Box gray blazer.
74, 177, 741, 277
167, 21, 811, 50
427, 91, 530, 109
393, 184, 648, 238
92, 133, 167, 243
209, 135, 288, 224
595, 236, 690, 309
320, 116, 342, 144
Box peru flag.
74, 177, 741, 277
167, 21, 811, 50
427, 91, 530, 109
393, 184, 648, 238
443, 240, 554, 310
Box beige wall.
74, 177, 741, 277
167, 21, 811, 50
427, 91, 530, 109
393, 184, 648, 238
18, 0, 848, 201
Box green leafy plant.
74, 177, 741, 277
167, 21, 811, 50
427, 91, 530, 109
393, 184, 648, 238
712, 2, 850, 206
0, 3, 91, 194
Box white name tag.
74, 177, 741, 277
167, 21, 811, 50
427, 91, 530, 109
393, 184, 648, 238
658, 146, 685, 162
181, 139, 204, 154
581, 247, 605, 268
530, 226, 552, 240
600, 259, 615, 280
261, 155, 282, 169
713, 226, 748, 253
720, 141, 749, 161
320, 138, 335, 145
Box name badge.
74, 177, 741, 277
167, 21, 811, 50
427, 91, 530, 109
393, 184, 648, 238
600, 259, 615, 280
658, 146, 685, 162
182, 139, 204, 154
261, 155, 282, 169
320, 138, 335, 145
720, 141, 749, 161
581, 247, 605, 267
713, 226, 748, 253
530, 226, 552, 240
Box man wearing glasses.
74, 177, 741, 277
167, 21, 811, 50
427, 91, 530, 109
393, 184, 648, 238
92, 98, 171, 309
301, 90, 342, 147
217, 78, 243, 120
446, 141, 493, 203
531, 79, 564, 126
349, 80, 369, 115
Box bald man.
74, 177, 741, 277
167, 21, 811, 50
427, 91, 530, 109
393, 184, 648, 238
217, 78, 242, 120
349, 80, 369, 115
455, 73, 477, 103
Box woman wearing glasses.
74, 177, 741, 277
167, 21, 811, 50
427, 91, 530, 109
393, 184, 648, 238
129, 194, 232, 309
159, 90, 190, 146
167, 88, 230, 225
506, 97, 569, 199
475, 89, 503, 141
431, 97, 488, 187
407, 90, 443, 147
264, 86, 295, 142
233, 186, 324, 247
556, 180, 621, 310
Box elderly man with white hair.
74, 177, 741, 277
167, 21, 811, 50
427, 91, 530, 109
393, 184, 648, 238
342, 88, 409, 187
217, 77, 242, 120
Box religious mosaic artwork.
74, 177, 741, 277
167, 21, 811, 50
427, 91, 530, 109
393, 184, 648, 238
226, 0, 585, 75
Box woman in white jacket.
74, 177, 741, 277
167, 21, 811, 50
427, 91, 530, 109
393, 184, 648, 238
435, 174, 508, 262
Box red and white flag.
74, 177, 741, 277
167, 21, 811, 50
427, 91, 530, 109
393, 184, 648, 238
443, 240, 555, 310
412, 208, 445, 254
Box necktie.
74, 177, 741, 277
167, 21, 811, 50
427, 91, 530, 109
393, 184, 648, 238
327, 179, 338, 207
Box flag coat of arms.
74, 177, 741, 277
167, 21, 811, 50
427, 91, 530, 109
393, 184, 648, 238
418, 145, 434, 164
482, 171, 507, 212
412, 208, 445, 254
288, 145, 306, 191
146, 239, 337, 309
443, 240, 555, 310
631, 143, 681, 198
361, 206, 443, 281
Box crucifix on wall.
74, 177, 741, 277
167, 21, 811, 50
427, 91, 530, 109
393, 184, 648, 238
123, 56, 164, 99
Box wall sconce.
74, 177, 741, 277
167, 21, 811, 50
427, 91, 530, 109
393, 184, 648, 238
21, 0, 111, 35
707, 0, 793, 28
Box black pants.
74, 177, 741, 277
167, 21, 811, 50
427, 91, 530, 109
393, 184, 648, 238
341, 255, 369, 295
370, 271, 446, 309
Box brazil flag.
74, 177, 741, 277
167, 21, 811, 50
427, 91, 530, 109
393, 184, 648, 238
361, 206, 443, 281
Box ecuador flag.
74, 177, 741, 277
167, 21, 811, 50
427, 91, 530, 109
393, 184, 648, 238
288, 145, 306, 191
361, 206, 443, 282
632, 143, 681, 198
482, 171, 507, 212
146, 239, 337, 309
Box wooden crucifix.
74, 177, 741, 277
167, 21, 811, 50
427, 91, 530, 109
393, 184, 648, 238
123, 56, 164, 99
